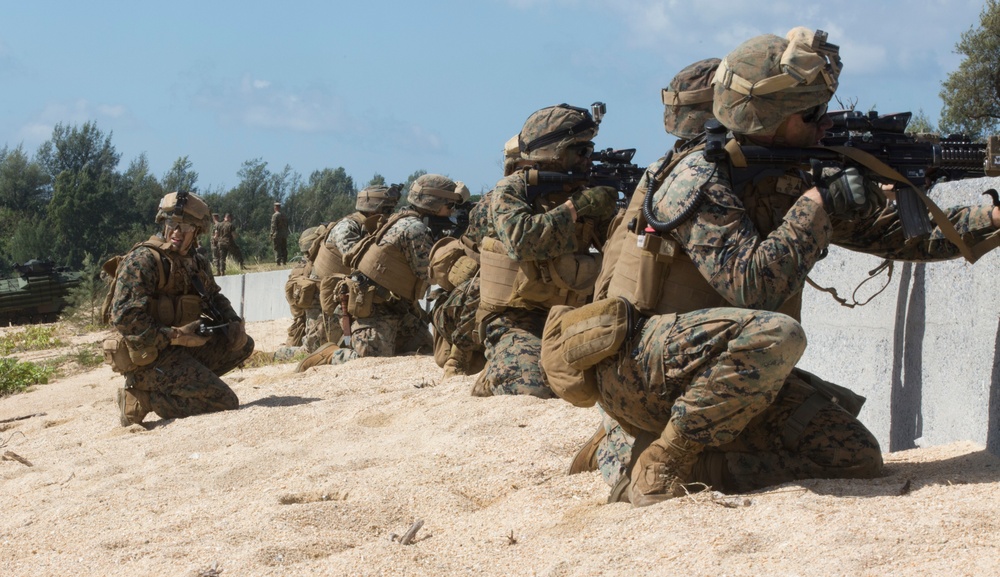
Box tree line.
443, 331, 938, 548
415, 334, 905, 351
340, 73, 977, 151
0, 121, 427, 274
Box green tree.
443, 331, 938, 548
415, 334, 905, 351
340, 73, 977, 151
284, 167, 356, 231
37, 122, 128, 267
36, 122, 121, 181
63, 252, 107, 328
0, 146, 52, 270
905, 109, 937, 135
162, 156, 199, 194
939, 0, 1000, 138
1, 212, 51, 266
0, 144, 50, 214
115, 154, 165, 252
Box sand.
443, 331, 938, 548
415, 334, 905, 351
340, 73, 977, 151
1, 319, 999, 577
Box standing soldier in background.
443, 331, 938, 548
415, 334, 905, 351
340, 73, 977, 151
271, 202, 290, 265
106, 191, 253, 427
214, 213, 244, 275
476, 104, 617, 397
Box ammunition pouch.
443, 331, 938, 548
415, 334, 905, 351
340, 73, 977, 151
428, 236, 480, 291
287, 277, 319, 309
319, 274, 347, 316
336, 275, 389, 319
103, 336, 136, 374
103, 335, 158, 374
479, 237, 600, 314
540, 297, 639, 408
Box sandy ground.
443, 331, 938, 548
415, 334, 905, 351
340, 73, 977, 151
1, 319, 1000, 577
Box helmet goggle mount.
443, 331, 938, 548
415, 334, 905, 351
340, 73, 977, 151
172, 190, 190, 228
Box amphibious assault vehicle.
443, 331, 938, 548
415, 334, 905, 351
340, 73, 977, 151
0, 260, 83, 325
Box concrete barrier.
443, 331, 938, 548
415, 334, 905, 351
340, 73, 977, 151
798, 177, 1000, 456
215, 180, 1000, 456
215, 269, 292, 323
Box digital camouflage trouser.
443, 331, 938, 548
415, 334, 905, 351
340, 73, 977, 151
328, 302, 433, 365
431, 277, 482, 354
125, 333, 255, 420
595, 307, 882, 493
479, 308, 556, 398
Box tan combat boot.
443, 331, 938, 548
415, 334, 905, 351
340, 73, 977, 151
442, 345, 473, 380
294, 342, 339, 373
117, 387, 149, 427
628, 421, 705, 507
567, 425, 607, 475
470, 371, 493, 397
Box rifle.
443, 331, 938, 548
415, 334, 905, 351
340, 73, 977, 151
703, 112, 1000, 239
424, 200, 473, 241
525, 147, 646, 208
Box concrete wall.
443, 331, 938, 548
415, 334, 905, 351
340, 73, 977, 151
215, 269, 292, 323
798, 177, 1000, 456
218, 178, 1000, 456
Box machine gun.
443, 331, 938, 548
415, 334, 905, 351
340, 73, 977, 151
525, 147, 646, 208
703, 112, 1000, 239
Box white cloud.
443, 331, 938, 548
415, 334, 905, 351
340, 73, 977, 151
195, 74, 346, 133
15, 99, 134, 146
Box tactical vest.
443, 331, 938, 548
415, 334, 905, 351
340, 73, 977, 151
101, 237, 211, 327
478, 220, 602, 314
312, 213, 374, 279
600, 146, 805, 321
428, 235, 481, 291
346, 210, 428, 304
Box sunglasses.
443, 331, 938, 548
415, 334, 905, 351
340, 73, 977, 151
800, 103, 829, 124
166, 222, 198, 234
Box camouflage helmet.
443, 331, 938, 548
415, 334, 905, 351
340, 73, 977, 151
662, 58, 721, 140
356, 184, 401, 214
454, 181, 471, 203
713, 27, 841, 135
155, 191, 211, 231
407, 174, 461, 213
518, 104, 599, 163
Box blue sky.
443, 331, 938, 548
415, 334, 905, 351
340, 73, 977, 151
0, 0, 987, 197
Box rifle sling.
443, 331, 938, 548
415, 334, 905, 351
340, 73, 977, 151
728, 140, 998, 264
826, 145, 999, 264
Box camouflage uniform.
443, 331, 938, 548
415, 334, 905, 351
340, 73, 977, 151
329, 212, 435, 364
112, 242, 254, 422
315, 213, 368, 349
595, 146, 1000, 494
429, 192, 492, 365
479, 172, 611, 398
270, 207, 289, 265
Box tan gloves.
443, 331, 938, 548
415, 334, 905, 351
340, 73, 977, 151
571, 186, 617, 221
